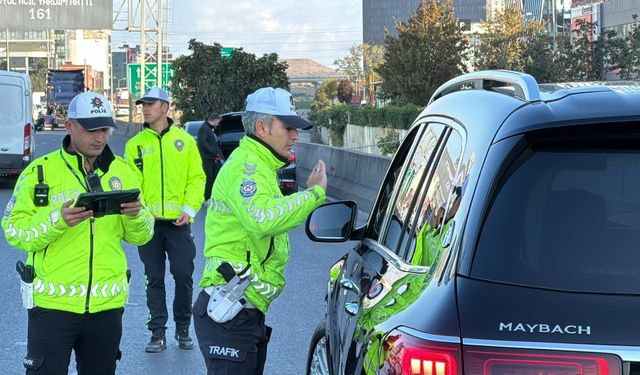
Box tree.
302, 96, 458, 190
618, 15, 640, 79
568, 19, 623, 81
337, 79, 353, 104
314, 78, 338, 107
377, 0, 468, 106
171, 39, 289, 122
362, 44, 385, 105
473, 6, 545, 72
334, 43, 385, 104
521, 33, 572, 83
28, 58, 48, 92
309, 78, 338, 124
334, 46, 364, 87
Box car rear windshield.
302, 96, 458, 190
472, 141, 640, 294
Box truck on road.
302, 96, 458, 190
46, 68, 85, 117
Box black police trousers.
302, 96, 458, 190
24, 307, 123, 375
193, 290, 272, 375
202, 158, 219, 201
138, 221, 196, 334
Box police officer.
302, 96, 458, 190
124, 86, 206, 353
2, 91, 155, 374
193, 87, 327, 374
197, 113, 223, 203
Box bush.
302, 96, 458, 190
313, 103, 351, 147
348, 104, 422, 129
377, 126, 400, 156
312, 103, 423, 146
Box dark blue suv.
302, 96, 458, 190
305, 70, 640, 375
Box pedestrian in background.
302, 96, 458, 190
193, 87, 327, 374
2, 91, 154, 374
124, 86, 206, 353
197, 113, 223, 204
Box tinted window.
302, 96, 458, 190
383, 124, 445, 253
472, 147, 640, 294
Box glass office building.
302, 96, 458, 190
363, 0, 488, 45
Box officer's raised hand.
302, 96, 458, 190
61, 199, 93, 227
121, 197, 142, 216
307, 159, 327, 191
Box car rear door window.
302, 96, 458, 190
472, 144, 640, 294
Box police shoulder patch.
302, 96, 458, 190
109, 177, 123, 191
175, 139, 184, 152
240, 180, 257, 198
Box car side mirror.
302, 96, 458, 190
305, 201, 358, 242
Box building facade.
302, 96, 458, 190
600, 0, 640, 37
363, 0, 487, 45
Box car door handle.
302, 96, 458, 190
340, 278, 360, 294
1, 148, 8, 151
344, 302, 359, 316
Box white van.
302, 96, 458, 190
0, 71, 35, 179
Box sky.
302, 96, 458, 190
113, 0, 363, 68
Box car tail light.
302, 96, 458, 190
288, 151, 296, 162
24, 123, 31, 157
463, 346, 621, 375
381, 330, 461, 375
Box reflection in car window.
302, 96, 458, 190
404, 130, 463, 267
383, 124, 445, 253
472, 147, 640, 294
370, 127, 420, 241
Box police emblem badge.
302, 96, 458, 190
109, 177, 123, 191
240, 180, 257, 198
175, 139, 184, 151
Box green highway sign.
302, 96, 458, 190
220, 47, 234, 60
128, 63, 174, 97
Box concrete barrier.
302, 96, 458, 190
293, 142, 391, 213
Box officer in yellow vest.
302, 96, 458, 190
124, 86, 206, 353
2, 91, 154, 374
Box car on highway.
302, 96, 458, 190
216, 112, 298, 195
305, 70, 640, 375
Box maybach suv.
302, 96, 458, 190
304, 70, 640, 375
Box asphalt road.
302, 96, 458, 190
0, 129, 358, 374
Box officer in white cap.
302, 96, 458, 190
124, 86, 205, 353
192, 87, 327, 374
2, 91, 154, 374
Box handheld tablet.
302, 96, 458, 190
74, 189, 140, 218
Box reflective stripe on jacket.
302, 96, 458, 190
1, 136, 155, 314
124, 119, 205, 220
200, 135, 326, 314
